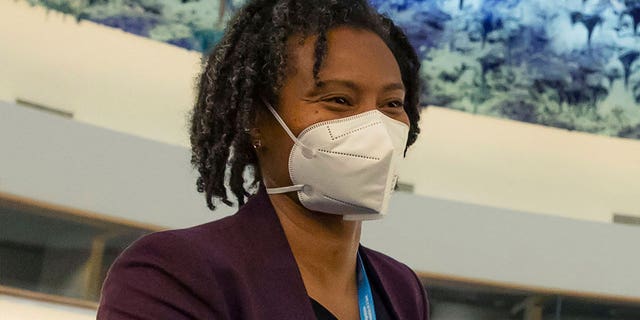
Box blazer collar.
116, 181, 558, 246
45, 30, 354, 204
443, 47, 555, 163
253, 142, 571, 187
234, 185, 315, 319
359, 247, 403, 319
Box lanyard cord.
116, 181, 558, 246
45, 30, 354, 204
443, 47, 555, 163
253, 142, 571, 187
357, 253, 376, 320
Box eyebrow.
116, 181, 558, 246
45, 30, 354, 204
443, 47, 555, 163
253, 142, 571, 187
381, 82, 406, 91
314, 79, 405, 92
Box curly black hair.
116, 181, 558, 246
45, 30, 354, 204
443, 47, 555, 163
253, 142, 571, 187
190, 0, 423, 210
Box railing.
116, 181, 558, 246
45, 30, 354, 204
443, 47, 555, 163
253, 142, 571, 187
0, 192, 160, 306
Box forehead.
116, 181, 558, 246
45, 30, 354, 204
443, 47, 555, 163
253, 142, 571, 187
286, 26, 402, 87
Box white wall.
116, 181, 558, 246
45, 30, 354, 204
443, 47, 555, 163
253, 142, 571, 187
1, 0, 639, 224
400, 107, 640, 223
0, 0, 201, 147
0, 101, 233, 229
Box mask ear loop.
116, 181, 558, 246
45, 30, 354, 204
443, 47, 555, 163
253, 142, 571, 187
262, 98, 317, 159
266, 185, 305, 194
260, 97, 311, 195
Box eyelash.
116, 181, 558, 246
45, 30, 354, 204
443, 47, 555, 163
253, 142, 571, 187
323, 97, 404, 109
386, 100, 405, 108
325, 96, 352, 105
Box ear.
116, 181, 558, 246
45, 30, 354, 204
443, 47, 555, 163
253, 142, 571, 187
245, 111, 263, 149
247, 100, 275, 150
247, 127, 262, 144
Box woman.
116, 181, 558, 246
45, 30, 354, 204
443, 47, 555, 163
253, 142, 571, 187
97, 0, 428, 319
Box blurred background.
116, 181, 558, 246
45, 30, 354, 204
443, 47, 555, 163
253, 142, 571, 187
1, 0, 639, 319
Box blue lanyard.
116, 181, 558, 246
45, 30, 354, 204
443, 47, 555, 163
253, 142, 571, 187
356, 253, 376, 320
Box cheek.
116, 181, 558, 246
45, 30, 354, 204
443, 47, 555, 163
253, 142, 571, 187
263, 122, 293, 150
257, 121, 296, 183
387, 109, 410, 127
398, 112, 410, 126
285, 106, 327, 137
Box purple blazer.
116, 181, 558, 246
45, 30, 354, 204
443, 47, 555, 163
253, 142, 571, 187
97, 187, 429, 319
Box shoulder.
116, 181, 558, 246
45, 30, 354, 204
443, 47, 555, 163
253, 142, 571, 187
115, 212, 245, 271
360, 246, 422, 291
361, 246, 416, 278
97, 215, 245, 319
98, 190, 285, 319
104, 210, 249, 278
360, 246, 430, 320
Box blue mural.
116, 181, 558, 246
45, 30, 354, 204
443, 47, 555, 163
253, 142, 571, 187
26, 0, 234, 52
25, 0, 640, 139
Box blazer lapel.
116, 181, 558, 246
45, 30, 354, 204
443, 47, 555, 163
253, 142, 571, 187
234, 186, 317, 319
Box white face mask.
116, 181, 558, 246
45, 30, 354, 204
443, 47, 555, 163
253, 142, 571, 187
263, 100, 409, 221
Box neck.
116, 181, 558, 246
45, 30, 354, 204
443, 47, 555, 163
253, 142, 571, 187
268, 193, 361, 295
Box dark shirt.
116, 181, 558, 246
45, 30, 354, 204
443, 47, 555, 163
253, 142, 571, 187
310, 266, 394, 320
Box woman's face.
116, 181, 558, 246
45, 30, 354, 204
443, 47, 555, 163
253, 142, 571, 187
257, 26, 409, 190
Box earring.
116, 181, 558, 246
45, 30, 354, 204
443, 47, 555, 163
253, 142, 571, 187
252, 140, 262, 149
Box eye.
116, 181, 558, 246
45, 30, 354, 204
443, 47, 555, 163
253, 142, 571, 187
386, 100, 405, 108
325, 96, 352, 106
